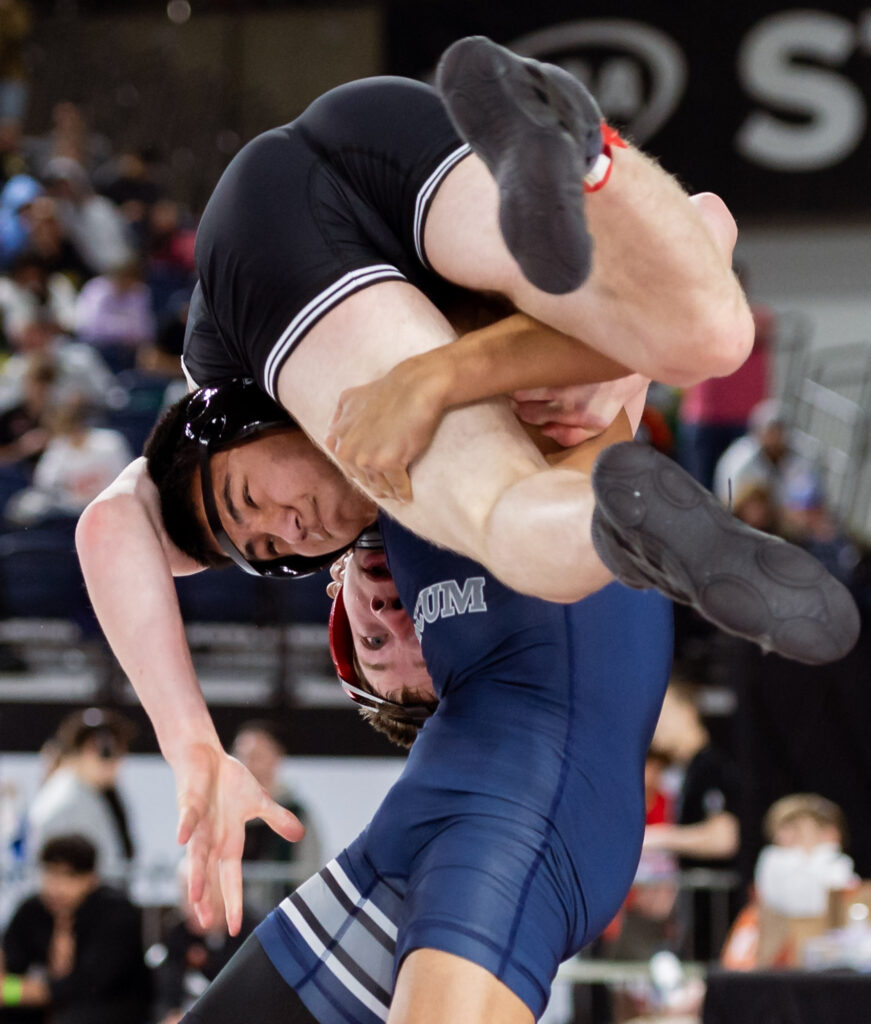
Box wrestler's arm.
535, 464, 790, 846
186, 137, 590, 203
643, 812, 740, 860
326, 312, 643, 500
76, 459, 304, 935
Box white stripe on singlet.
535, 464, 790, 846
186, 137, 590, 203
262, 264, 405, 398
282, 892, 392, 1022
327, 860, 399, 941
412, 143, 472, 267
180, 354, 200, 391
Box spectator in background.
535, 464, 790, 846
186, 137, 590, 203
605, 750, 678, 963
137, 286, 189, 379
0, 834, 151, 1024
644, 681, 741, 961
23, 101, 111, 180
74, 256, 156, 369
144, 199, 196, 318
730, 480, 779, 535
94, 146, 166, 248
20, 196, 91, 289
42, 157, 132, 275
678, 266, 774, 490
0, 352, 53, 467
7, 395, 132, 525
231, 721, 322, 911
25, 709, 136, 886
0, 173, 40, 267
150, 856, 257, 1024
780, 469, 860, 586
0, 314, 114, 410
0, 249, 77, 338
0, 116, 29, 187
756, 794, 856, 919
713, 398, 817, 510
722, 794, 856, 969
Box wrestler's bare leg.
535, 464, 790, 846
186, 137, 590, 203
425, 151, 752, 387
389, 950, 533, 1024
279, 281, 610, 603
425, 39, 753, 384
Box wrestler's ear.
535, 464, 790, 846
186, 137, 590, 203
329, 550, 352, 586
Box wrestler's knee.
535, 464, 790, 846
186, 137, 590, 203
654, 287, 755, 386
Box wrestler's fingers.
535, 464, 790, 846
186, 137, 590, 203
176, 801, 201, 845
382, 467, 412, 503
193, 848, 220, 930
259, 796, 306, 844
186, 828, 210, 906
218, 843, 245, 936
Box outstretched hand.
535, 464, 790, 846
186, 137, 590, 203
173, 742, 305, 935
325, 358, 449, 504
512, 373, 649, 447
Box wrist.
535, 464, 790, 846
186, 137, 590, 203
405, 350, 455, 410
160, 723, 222, 768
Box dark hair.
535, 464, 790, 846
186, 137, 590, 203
40, 834, 97, 875
144, 393, 230, 569
10, 248, 50, 277
351, 651, 437, 750
55, 707, 136, 757
234, 719, 287, 753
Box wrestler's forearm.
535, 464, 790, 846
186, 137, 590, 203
648, 814, 740, 860
404, 312, 631, 411
76, 462, 221, 763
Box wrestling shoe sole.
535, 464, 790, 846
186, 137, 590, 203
591, 442, 861, 665
436, 35, 601, 295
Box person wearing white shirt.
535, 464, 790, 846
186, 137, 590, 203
755, 793, 856, 918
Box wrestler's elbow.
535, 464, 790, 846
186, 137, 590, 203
656, 293, 755, 387
76, 489, 132, 566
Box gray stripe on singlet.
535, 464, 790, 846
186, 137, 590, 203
278, 859, 404, 1019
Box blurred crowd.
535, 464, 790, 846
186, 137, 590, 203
1, 708, 321, 1024
0, 56, 193, 539
596, 681, 866, 1023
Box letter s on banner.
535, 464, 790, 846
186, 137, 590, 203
736, 10, 867, 172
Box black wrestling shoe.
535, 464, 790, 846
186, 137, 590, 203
591, 442, 861, 665
436, 35, 603, 295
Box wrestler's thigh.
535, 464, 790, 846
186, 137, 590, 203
422, 155, 620, 347
277, 280, 548, 560
389, 948, 533, 1024
181, 933, 317, 1024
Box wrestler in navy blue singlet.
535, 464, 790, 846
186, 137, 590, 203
256, 517, 672, 1021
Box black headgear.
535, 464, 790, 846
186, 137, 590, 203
185, 378, 354, 579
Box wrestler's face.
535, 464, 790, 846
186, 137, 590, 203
198, 429, 376, 560
341, 548, 436, 703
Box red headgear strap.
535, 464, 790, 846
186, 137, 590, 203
328, 587, 358, 686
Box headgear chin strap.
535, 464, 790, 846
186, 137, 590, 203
185, 378, 353, 579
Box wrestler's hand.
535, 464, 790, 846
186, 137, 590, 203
173, 741, 305, 935
325, 356, 450, 503
512, 373, 649, 447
